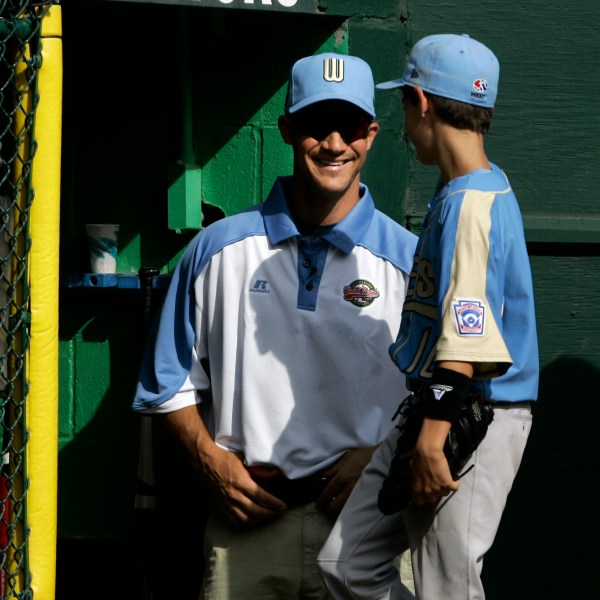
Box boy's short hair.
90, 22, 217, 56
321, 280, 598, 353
402, 86, 493, 134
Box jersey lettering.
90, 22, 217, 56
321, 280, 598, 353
416, 258, 435, 298
406, 256, 435, 300
399, 256, 438, 377
401, 326, 436, 379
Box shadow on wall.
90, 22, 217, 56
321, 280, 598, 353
56, 280, 211, 600
483, 355, 600, 600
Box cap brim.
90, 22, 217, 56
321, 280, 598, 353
288, 93, 375, 117
375, 79, 406, 90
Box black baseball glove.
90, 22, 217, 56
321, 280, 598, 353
378, 390, 494, 515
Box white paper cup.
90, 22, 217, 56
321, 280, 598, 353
86, 224, 120, 274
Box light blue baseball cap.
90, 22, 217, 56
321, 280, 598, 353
377, 34, 499, 108
285, 53, 376, 117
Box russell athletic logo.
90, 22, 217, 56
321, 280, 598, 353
323, 58, 344, 82
343, 279, 380, 307
249, 279, 271, 294
452, 298, 485, 336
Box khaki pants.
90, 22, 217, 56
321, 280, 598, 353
200, 500, 414, 600
201, 502, 335, 600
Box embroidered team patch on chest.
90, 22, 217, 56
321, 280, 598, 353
452, 299, 485, 336
343, 279, 380, 307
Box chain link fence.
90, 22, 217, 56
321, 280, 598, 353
1, 1, 55, 598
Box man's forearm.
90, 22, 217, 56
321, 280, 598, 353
159, 404, 215, 468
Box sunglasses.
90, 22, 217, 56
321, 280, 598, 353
290, 110, 372, 144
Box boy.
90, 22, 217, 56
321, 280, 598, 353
318, 34, 538, 599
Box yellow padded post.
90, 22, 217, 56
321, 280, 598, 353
27, 5, 62, 599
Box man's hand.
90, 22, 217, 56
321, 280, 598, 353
199, 447, 287, 526
160, 405, 286, 527
316, 445, 379, 516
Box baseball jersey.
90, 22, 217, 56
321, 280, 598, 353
389, 163, 539, 403
133, 176, 418, 478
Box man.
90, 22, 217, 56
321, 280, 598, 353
133, 52, 417, 599
318, 34, 538, 599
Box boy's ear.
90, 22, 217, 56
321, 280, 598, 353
414, 86, 429, 116
278, 115, 294, 145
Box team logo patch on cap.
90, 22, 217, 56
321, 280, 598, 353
343, 279, 380, 307
473, 79, 488, 93
452, 298, 485, 336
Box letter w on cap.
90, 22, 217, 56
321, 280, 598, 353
323, 58, 344, 82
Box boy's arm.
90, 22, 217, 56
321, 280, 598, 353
411, 360, 473, 505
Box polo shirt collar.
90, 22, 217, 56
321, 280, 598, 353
263, 176, 375, 254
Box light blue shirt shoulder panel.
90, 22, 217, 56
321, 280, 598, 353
133, 203, 268, 410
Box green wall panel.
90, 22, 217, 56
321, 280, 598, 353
262, 125, 294, 198
58, 340, 75, 438
389, 0, 600, 237
201, 126, 260, 215
58, 287, 146, 538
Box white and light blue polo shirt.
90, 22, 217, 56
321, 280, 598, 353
133, 176, 417, 478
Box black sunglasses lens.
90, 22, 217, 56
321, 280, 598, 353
294, 114, 369, 143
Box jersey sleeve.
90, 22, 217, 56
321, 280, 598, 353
435, 189, 512, 378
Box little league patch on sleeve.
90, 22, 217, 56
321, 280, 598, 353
452, 299, 485, 336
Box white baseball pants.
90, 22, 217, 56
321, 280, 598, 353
318, 403, 532, 600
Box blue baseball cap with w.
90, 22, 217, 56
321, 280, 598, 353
285, 53, 376, 117
377, 34, 499, 108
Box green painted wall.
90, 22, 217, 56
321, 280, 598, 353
57, 1, 600, 598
